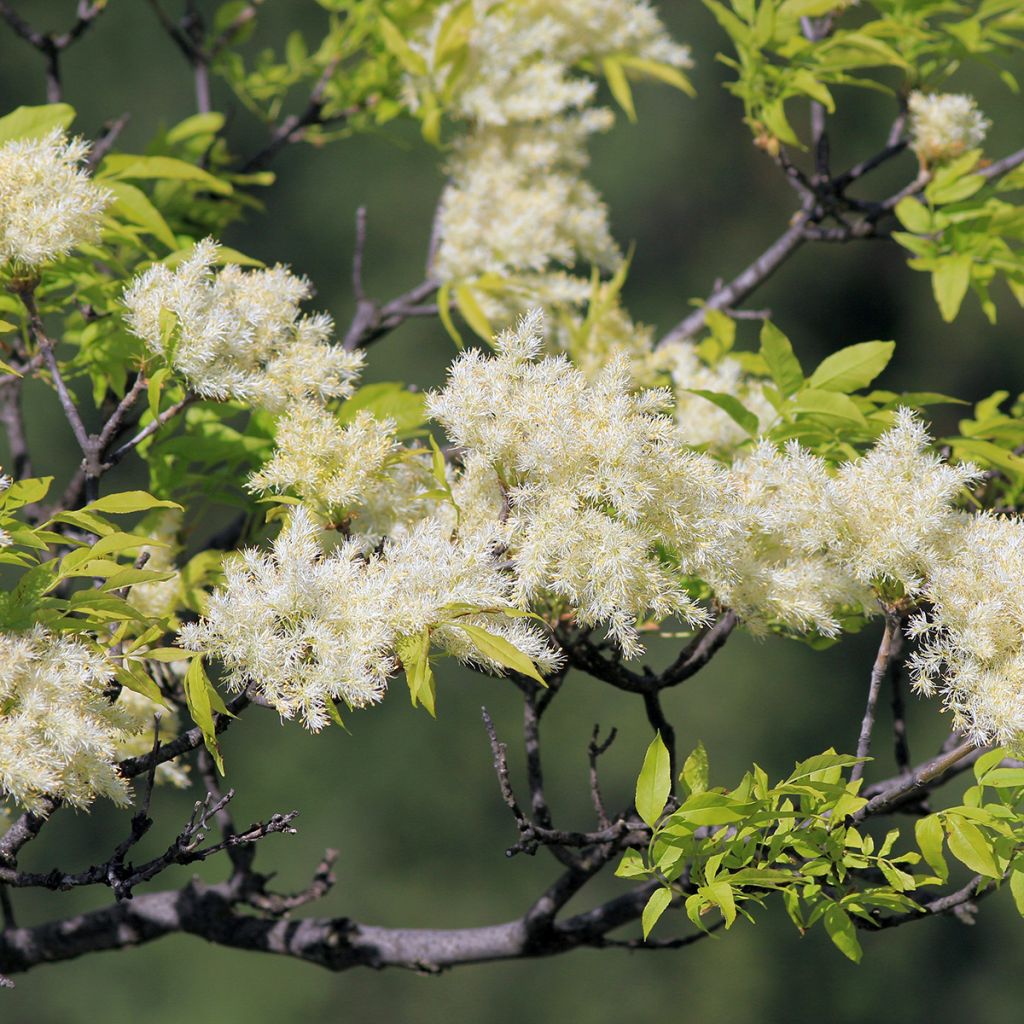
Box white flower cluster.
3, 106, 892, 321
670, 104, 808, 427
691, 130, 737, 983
0, 628, 130, 813
180, 507, 560, 731
710, 410, 978, 638
249, 402, 399, 520
428, 309, 733, 655
417, 0, 691, 325
909, 515, 1024, 749
908, 91, 989, 165
0, 129, 111, 269
122, 239, 363, 411
187, 302, 1024, 747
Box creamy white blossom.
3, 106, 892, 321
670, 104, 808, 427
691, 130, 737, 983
829, 408, 978, 593
429, 309, 734, 654
180, 507, 560, 731
909, 514, 1024, 748
0, 628, 130, 812
708, 441, 873, 637
0, 129, 111, 268
416, 0, 691, 329
122, 240, 362, 411
908, 91, 989, 164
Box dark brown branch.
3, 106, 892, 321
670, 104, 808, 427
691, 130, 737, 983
888, 629, 910, 774
588, 726, 617, 830
850, 611, 898, 784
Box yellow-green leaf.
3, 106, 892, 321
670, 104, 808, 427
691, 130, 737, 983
454, 284, 493, 342
636, 732, 671, 828
807, 341, 895, 393
0, 103, 75, 144
83, 491, 183, 515
449, 622, 546, 685
603, 57, 636, 122
642, 886, 672, 939
183, 656, 224, 773
932, 255, 972, 323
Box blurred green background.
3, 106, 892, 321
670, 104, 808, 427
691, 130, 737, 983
1, 2, 1022, 1022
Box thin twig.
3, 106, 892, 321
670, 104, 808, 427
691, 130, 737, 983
850, 612, 899, 783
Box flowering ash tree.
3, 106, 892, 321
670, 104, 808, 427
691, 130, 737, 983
0, 0, 1022, 987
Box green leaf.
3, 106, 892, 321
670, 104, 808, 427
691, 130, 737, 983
1011, 869, 1024, 916
448, 622, 546, 685
635, 732, 671, 829
0, 103, 75, 144
932, 255, 972, 323
142, 647, 193, 662
979, 767, 1024, 789
603, 56, 636, 122
686, 389, 759, 435
790, 389, 868, 426
378, 15, 428, 75
114, 664, 171, 709
614, 850, 649, 879
894, 197, 933, 234
642, 887, 673, 939
681, 741, 709, 796
617, 55, 695, 97
338, 382, 427, 434
454, 284, 493, 342
102, 154, 233, 195
104, 180, 178, 250
823, 905, 862, 963
437, 282, 463, 348
948, 438, 1024, 478
915, 814, 949, 882
946, 816, 1000, 877
83, 491, 183, 515
704, 880, 736, 928
789, 751, 867, 782
165, 112, 225, 144
758, 321, 803, 396
806, 341, 895, 393
183, 656, 224, 774
6, 476, 53, 506
396, 629, 436, 717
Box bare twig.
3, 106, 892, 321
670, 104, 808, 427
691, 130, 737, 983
850, 611, 899, 784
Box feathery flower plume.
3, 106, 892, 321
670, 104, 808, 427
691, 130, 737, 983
122, 239, 363, 411
0, 129, 111, 269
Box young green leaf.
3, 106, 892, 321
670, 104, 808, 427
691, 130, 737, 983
396, 629, 436, 717
759, 321, 804, 396
642, 886, 673, 939
183, 656, 224, 774
806, 341, 895, 393
823, 905, 862, 963
945, 817, 1000, 877
635, 732, 671, 828
448, 622, 546, 685
932, 255, 972, 323
914, 814, 949, 881
686, 389, 759, 435
681, 741, 709, 796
